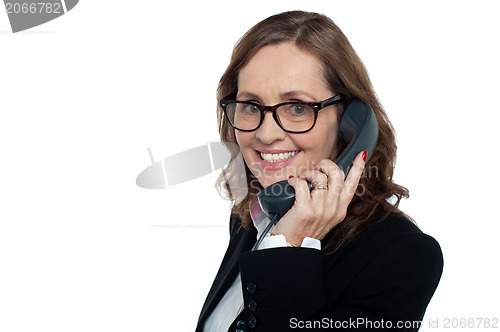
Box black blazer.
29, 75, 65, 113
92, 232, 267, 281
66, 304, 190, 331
196, 213, 443, 331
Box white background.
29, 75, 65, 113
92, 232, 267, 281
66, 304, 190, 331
1, 1, 499, 331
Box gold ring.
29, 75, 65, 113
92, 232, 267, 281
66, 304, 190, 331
311, 181, 328, 191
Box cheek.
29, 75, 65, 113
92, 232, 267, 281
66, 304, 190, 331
296, 122, 338, 158
235, 132, 250, 148
306, 135, 333, 154
318, 111, 340, 155
235, 132, 255, 160
291, 134, 317, 151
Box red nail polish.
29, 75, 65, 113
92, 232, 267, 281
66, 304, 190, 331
362, 151, 368, 162
289, 175, 294, 179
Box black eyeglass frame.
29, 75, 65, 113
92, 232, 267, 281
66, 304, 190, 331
220, 94, 343, 133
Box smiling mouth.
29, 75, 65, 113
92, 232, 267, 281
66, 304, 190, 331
259, 150, 300, 163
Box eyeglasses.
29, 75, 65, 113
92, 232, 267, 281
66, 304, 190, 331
220, 95, 343, 133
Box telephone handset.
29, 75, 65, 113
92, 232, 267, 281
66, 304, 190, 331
252, 99, 378, 250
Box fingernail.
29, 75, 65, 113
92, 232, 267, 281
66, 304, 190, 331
289, 175, 294, 179
362, 151, 368, 162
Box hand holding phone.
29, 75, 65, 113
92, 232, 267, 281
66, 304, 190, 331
271, 152, 367, 245
255, 98, 378, 247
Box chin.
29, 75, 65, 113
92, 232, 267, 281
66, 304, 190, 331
258, 178, 276, 188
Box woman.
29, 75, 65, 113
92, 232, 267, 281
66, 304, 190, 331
196, 10, 443, 331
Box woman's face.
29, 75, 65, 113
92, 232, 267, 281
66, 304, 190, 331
235, 42, 340, 188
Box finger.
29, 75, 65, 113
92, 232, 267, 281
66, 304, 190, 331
287, 176, 312, 205
313, 159, 344, 196
297, 169, 329, 197
298, 169, 328, 185
338, 150, 366, 207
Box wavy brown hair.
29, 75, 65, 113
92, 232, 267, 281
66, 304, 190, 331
215, 10, 411, 253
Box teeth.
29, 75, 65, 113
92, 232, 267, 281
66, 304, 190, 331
260, 150, 299, 163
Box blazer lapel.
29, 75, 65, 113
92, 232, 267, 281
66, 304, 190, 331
196, 219, 257, 331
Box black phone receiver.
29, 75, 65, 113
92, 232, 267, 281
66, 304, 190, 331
257, 98, 379, 221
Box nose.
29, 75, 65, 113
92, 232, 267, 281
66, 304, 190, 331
255, 112, 286, 144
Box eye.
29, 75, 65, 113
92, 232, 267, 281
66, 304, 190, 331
241, 103, 260, 114
289, 104, 309, 116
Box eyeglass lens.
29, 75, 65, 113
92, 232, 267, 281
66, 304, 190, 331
226, 102, 315, 132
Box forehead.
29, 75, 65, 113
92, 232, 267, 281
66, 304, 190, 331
237, 42, 330, 100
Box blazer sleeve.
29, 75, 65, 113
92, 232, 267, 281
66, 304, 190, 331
237, 232, 443, 331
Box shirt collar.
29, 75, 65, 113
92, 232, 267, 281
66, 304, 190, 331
249, 196, 271, 239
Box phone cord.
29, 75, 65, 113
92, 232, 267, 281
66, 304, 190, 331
251, 213, 279, 251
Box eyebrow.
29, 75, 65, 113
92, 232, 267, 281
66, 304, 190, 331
236, 90, 318, 102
